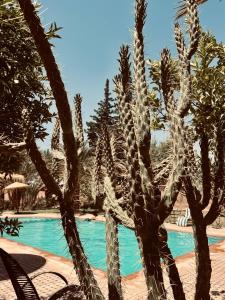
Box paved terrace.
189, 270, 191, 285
0, 213, 225, 299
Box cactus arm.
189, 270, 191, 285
159, 226, 186, 300
153, 155, 173, 186
133, 0, 154, 206
104, 206, 123, 300
50, 117, 66, 183
51, 116, 61, 150
186, 0, 200, 60
157, 0, 200, 223
176, 0, 200, 117
102, 124, 123, 300
94, 138, 104, 207
74, 94, 84, 152
104, 177, 135, 230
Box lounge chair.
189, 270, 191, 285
176, 208, 191, 227
0, 248, 85, 299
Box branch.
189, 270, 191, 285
204, 124, 225, 225
25, 132, 62, 197
199, 132, 211, 209
17, 0, 79, 196
104, 177, 135, 230
0, 142, 26, 154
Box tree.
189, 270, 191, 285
86, 79, 117, 148
0, 0, 57, 181
0, 0, 53, 143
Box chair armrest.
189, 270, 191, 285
30, 271, 68, 285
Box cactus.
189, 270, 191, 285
112, 1, 201, 298
16, 0, 205, 299
104, 203, 123, 300
93, 138, 104, 208
102, 121, 123, 300
51, 116, 65, 183
74, 94, 84, 152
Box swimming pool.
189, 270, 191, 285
5, 218, 222, 276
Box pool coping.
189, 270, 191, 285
2, 212, 225, 238
1, 235, 225, 280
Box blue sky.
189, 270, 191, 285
39, 0, 225, 148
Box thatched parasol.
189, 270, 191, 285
4, 182, 29, 191
0, 173, 25, 182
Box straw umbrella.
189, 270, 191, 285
4, 182, 29, 213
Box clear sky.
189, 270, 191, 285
38, 0, 225, 148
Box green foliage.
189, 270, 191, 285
0, 0, 53, 143
191, 31, 225, 136
0, 217, 23, 237
19, 149, 52, 185
148, 31, 225, 141
46, 22, 62, 41
0, 152, 23, 176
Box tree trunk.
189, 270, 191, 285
159, 227, 186, 300
193, 223, 211, 300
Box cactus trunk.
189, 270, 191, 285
135, 223, 166, 300
105, 210, 123, 300
159, 227, 186, 300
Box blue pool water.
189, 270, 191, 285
5, 218, 222, 276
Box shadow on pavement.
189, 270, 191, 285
0, 253, 46, 281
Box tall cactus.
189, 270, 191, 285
133, 0, 153, 209
74, 94, 84, 152
115, 43, 166, 299
102, 121, 123, 300
93, 138, 104, 209
51, 116, 65, 183
112, 0, 197, 297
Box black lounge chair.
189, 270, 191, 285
0, 248, 85, 299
